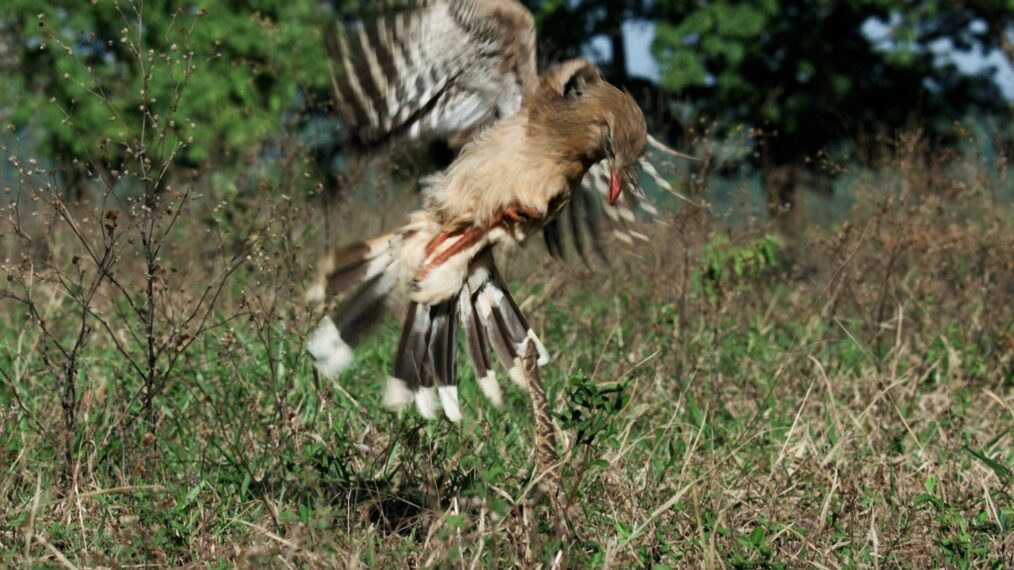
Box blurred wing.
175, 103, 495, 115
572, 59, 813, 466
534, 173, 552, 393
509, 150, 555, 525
542, 158, 676, 263
326, 0, 537, 147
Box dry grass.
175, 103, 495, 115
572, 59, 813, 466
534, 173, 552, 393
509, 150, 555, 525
1, 124, 1012, 568
1, 10, 1012, 564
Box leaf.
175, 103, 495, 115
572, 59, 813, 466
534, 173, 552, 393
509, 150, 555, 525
965, 446, 1012, 481
444, 514, 467, 529
184, 481, 204, 504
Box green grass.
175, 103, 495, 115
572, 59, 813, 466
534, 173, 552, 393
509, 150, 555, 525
2, 182, 1014, 567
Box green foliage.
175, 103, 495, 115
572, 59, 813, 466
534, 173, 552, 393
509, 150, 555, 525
558, 376, 629, 447
0, 1, 332, 175
652, 0, 1012, 165
915, 474, 1011, 569
691, 234, 781, 303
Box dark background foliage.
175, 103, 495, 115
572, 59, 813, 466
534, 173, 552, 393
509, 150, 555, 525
2, 0, 1011, 218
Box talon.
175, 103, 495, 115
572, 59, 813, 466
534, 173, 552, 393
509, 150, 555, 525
503, 208, 526, 223
500, 204, 543, 224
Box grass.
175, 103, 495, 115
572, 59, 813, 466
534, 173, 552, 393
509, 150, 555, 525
1, 152, 1013, 568
1, 4, 1011, 564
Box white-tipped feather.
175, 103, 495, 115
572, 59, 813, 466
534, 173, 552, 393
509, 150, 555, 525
304, 283, 326, 305
382, 376, 415, 411
646, 133, 700, 161
525, 329, 551, 366
508, 358, 529, 389
305, 317, 354, 379
437, 386, 462, 422
415, 387, 440, 419
613, 230, 635, 245
478, 371, 503, 407
474, 285, 495, 320
639, 155, 698, 206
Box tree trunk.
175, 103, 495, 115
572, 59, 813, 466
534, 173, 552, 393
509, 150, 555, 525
606, 0, 628, 83
54, 141, 88, 202
763, 162, 805, 239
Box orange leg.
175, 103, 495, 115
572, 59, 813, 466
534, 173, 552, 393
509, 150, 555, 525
416, 226, 486, 281
424, 231, 456, 258
417, 205, 543, 281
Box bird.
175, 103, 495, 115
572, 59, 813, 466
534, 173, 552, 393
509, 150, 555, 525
306, 0, 683, 422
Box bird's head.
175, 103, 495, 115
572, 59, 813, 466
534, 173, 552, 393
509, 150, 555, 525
541, 61, 648, 205
598, 89, 647, 205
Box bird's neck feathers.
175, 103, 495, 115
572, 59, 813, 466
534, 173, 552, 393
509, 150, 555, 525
527, 88, 609, 170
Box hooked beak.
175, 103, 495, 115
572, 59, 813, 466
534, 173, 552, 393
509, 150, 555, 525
608, 165, 622, 205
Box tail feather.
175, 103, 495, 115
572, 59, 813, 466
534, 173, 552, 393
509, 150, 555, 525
430, 300, 462, 421
474, 287, 519, 383
309, 235, 550, 422
306, 234, 400, 380
489, 263, 550, 367
392, 301, 431, 387
334, 272, 398, 345
321, 235, 399, 299
390, 301, 443, 419
429, 300, 458, 391
458, 285, 501, 407
471, 256, 549, 389
386, 299, 465, 421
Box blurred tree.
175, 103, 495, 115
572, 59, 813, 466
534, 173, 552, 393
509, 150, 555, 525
907, 1, 1014, 71
652, 0, 1011, 235
0, 1, 332, 198
525, 0, 683, 143
526, 0, 654, 84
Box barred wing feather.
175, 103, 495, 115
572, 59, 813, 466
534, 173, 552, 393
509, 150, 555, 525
326, 0, 536, 147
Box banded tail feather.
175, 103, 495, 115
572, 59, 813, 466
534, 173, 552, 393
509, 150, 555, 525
305, 234, 401, 379
305, 230, 549, 422
464, 251, 547, 385
458, 276, 501, 407
382, 249, 549, 421
382, 299, 461, 420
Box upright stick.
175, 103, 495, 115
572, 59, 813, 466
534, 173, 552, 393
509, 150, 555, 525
524, 337, 558, 485
522, 338, 571, 537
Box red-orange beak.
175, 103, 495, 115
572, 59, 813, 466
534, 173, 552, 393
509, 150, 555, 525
608, 166, 622, 205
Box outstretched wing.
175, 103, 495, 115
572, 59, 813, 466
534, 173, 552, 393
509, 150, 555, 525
326, 0, 537, 147
543, 154, 689, 264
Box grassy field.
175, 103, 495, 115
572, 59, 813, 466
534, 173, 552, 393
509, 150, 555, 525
2, 136, 1014, 568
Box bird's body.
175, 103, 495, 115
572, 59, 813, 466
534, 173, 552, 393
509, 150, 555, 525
308, 0, 664, 421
